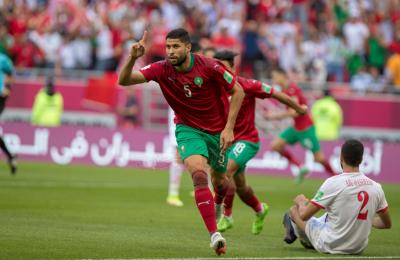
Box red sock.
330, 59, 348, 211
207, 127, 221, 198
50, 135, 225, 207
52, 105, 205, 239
214, 176, 228, 205
195, 187, 217, 234
321, 160, 336, 176
223, 182, 236, 217
237, 186, 262, 213
280, 149, 301, 167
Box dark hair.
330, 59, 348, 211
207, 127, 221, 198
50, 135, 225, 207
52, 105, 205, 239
271, 66, 287, 75
166, 28, 191, 44
214, 50, 237, 67
341, 139, 364, 167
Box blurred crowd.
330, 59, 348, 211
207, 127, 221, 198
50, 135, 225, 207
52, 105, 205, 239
1, 0, 400, 93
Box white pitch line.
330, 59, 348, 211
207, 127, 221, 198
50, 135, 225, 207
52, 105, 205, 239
83, 256, 400, 260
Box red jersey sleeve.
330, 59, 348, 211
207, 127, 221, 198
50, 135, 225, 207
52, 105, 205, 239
241, 78, 274, 99
209, 60, 236, 93
139, 61, 164, 82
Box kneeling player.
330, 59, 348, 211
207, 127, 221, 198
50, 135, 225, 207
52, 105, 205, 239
283, 139, 391, 254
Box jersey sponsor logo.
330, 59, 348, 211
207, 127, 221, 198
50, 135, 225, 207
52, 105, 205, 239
262, 83, 272, 94
223, 71, 233, 84
194, 76, 203, 88
313, 191, 324, 202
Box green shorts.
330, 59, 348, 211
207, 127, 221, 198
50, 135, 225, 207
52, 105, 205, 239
175, 124, 228, 173
227, 140, 260, 175
280, 125, 320, 153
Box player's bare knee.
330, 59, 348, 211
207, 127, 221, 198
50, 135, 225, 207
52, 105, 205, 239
191, 170, 208, 188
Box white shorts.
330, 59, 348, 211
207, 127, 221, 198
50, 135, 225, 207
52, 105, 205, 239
168, 108, 177, 147
305, 213, 331, 253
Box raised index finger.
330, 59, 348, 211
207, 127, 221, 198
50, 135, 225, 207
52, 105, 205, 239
139, 30, 148, 46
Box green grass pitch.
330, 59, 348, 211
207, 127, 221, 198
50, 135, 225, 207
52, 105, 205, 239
0, 162, 399, 259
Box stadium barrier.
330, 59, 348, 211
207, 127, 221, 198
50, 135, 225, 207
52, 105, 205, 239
1, 122, 398, 184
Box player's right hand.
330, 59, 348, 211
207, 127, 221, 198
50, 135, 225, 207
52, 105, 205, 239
130, 31, 148, 59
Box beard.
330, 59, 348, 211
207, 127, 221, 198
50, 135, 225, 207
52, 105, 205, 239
170, 53, 187, 67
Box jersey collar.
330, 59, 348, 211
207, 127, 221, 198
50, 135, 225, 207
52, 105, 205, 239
175, 53, 194, 73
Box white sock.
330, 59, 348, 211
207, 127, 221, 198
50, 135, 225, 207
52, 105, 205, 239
168, 161, 184, 197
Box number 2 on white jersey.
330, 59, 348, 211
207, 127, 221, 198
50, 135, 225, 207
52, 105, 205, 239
357, 191, 369, 220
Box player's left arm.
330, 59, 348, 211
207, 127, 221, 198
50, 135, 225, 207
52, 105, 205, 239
272, 91, 307, 115
294, 194, 320, 221
221, 81, 245, 151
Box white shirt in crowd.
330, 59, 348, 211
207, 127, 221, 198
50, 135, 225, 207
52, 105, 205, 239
343, 20, 369, 54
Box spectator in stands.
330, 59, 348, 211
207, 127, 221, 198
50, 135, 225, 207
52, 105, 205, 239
95, 18, 122, 71
31, 76, 63, 127
29, 25, 63, 68
117, 87, 139, 128
351, 66, 374, 94
369, 66, 388, 93
311, 89, 343, 141
8, 33, 44, 68
325, 25, 348, 82
0, 23, 12, 56
367, 25, 387, 73
386, 22, 400, 91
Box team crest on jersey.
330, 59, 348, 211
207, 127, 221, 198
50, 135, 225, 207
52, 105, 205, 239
194, 76, 203, 88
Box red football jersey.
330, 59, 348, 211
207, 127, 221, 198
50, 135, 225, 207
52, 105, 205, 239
139, 53, 236, 134
283, 82, 313, 130
234, 77, 274, 143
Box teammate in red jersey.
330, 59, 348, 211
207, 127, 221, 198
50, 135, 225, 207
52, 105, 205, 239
265, 67, 336, 184
213, 50, 307, 234
118, 29, 245, 255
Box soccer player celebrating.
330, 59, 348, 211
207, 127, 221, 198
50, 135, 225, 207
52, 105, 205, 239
118, 29, 245, 255
265, 67, 336, 184
283, 139, 391, 254
213, 51, 307, 234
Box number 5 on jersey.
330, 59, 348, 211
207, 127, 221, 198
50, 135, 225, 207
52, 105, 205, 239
184, 84, 192, 98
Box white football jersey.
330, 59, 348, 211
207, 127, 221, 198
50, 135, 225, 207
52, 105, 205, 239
168, 108, 177, 146
310, 172, 388, 254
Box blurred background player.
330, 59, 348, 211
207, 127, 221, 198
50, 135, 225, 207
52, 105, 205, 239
265, 67, 336, 184
118, 29, 245, 255
213, 50, 307, 234
283, 139, 391, 254
166, 107, 184, 207
0, 52, 17, 174
311, 89, 343, 141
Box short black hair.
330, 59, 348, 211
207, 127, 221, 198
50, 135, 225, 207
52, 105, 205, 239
166, 28, 191, 44
271, 66, 287, 75
341, 139, 364, 167
214, 50, 238, 67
